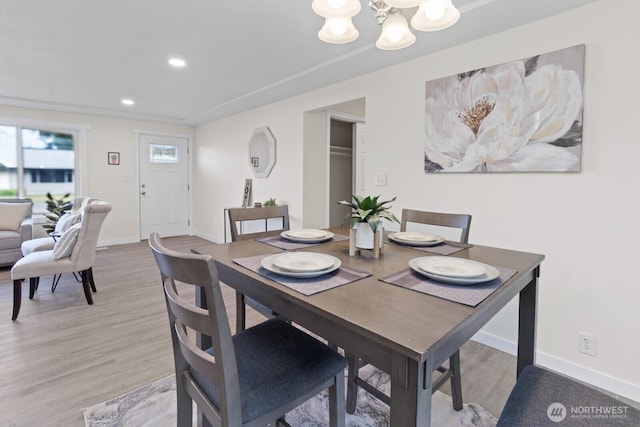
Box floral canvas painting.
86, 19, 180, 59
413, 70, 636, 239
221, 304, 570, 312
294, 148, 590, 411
424, 44, 584, 172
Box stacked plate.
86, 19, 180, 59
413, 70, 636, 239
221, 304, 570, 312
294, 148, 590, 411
261, 252, 341, 278
409, 256, 499, 285
388, 232, 444, 247
281, 229, 334, 243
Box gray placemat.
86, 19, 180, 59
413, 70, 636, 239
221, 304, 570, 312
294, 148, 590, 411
233, 253, 371, 296
385, 238, 472, 255
381, 265, 517, 306
257, 233, 350, 250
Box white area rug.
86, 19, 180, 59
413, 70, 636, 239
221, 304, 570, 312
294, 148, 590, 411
83, 364, 497, 426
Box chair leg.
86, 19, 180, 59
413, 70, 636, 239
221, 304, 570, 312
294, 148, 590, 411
175, 378, 192, 427
235, 291, 246, 332
329, 371, 346, 427
345, 352, 359, 414
12, 279, 22, 321
450, 350, 463, 411
80, 270, 94, 305
88, 267, 97, 292
29, 277, 38, 299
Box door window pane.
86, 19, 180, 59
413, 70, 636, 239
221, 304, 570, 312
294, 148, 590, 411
0, 126, 18, 197
150, 144, 179, 163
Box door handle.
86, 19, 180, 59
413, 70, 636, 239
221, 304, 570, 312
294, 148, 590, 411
141, 191, 146, 196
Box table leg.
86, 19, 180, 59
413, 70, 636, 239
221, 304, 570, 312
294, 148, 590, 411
517, 266, 539, 377
389, 353, 431, 426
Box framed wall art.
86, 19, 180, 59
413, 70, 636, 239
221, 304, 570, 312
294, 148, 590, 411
424, 44, 584, 173
108, 152, 120, 165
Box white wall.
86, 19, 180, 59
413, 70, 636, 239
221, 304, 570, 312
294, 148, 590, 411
0, 105, 194, 245
194, 0, 639, 401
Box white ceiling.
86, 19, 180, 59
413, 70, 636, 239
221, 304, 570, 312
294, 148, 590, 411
0, 0, 598, 125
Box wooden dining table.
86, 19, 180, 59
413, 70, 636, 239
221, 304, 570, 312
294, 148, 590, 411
200, 226, 545, 426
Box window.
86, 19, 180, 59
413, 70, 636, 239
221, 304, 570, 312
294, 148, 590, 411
0, 124, 75, 213
149, 143, 179, 163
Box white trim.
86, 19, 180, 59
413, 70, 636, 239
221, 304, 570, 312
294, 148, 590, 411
472, 330, 640, 403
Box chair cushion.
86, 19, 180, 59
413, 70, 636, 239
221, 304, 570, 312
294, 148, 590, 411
0, 202, 30, 231
53, 223, 82, 260
21, 237, 56, 256
54, 212, 82, 233
0, 230, 22, 250
190, 319, 346, 423
497, 365, 640, 426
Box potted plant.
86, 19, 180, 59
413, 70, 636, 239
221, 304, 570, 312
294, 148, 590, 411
42, 192, 73, 232
338, 195, 399, 250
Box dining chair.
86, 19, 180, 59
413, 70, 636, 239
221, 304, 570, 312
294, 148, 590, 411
345, 208, 472, 413
149, 233, 347, 427
10, 201, 112, 320
227, 205, 290, 332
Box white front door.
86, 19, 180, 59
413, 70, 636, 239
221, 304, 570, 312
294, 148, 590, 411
138, 133, 190, 239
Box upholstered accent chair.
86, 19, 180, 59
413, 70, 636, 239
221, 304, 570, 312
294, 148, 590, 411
149, 233, 346, 427
10, 200, 112, 320
0, 199, 33, 267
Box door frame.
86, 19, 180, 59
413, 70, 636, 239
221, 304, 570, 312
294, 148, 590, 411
135, 130, 194, 240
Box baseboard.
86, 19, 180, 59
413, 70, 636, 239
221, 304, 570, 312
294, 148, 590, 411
192, 231, 221, 244
472, 331, 640, 403
97, 237, 140, 247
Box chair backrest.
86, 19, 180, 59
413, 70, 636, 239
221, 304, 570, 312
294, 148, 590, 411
149, 233, 242, 424
70, 200, 112, 270
72, 196, 98, 214
227, 205, 290, 242
0, 198, 32, 219
400, 208, 472, 243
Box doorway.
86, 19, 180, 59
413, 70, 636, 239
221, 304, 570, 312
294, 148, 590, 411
137, 132, 191, 239
329, 117, 366, 227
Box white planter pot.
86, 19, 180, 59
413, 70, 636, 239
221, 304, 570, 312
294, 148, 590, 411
353, 222, 382, 249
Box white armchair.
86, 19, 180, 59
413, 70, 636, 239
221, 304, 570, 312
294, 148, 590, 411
11, 201, 112, 321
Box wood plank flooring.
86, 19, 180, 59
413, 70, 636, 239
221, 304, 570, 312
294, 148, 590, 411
0, 236, 516, 427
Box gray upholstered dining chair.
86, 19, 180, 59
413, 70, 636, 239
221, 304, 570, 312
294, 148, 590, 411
10, 201, 112, 320
345, 208, 472, 413
227, 205, 290, 332
149, 233, 347, 427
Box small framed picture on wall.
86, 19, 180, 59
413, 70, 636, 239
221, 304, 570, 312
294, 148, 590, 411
108, 152, 120, 165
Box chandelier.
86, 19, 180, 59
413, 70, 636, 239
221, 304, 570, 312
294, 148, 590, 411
312, 0, 460, 50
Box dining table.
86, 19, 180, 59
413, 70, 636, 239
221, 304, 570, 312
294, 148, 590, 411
199, 226, 545, 427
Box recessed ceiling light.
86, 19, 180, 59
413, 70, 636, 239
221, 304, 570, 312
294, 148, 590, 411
168, 58, 186, 67
121, 98, 135, 106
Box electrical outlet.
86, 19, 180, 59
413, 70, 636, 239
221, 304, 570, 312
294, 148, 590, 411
578, 332, 597, 356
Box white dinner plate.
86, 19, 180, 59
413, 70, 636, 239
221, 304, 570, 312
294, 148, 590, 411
261, 253, 341, 278
271, 252, 335, 272
281, 229, 334, 243
409, 257, 499, 285
417, 256, 486, 278
388, 232, 444, 247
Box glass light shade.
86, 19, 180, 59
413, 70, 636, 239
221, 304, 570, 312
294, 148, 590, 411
411, 0, 460, 32
376, 13, 416, 50
318, 17, 359, 43
383, 0, 423, 7
312, 0, 361, 18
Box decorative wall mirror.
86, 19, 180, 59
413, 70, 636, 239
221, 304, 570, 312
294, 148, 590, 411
248, 126, 276, 178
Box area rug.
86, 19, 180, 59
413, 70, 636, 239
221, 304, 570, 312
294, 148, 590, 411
82, 364, 497, 426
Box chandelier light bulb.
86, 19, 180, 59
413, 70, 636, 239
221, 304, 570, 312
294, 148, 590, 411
312, 0, 361, 17
329, 17, 348, 36
318, 16, 359, 43
424, 0, 445, 21
376, 12, 416, 50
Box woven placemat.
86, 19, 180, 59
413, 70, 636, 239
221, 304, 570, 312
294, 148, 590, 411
233, 253, 370, 296
257, 233, 350, 250
381, 265, 517, 306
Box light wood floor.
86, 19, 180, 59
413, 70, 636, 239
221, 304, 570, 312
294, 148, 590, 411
0, 236, 517, 427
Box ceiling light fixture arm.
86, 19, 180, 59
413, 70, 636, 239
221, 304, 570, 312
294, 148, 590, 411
369, 0, 393, 25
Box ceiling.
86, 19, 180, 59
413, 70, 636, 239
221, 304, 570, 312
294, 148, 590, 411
0, 0, 598, 126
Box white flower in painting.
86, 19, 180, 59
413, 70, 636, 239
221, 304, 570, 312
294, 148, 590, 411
425, 60, 582, 171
